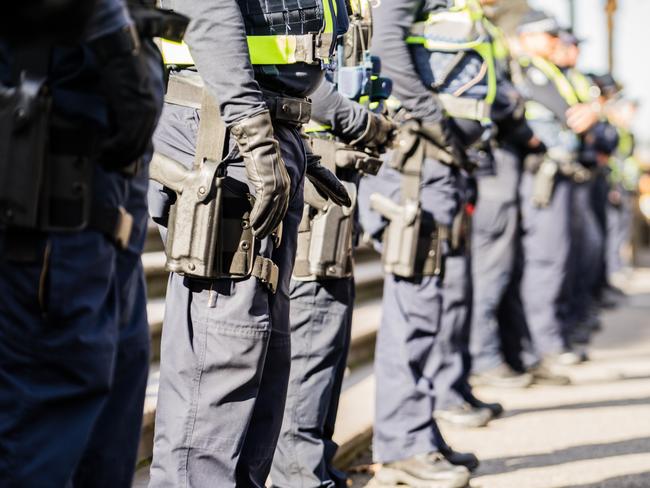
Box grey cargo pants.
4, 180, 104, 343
147, 104, 306, 488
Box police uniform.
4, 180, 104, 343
357, 0, 500, 485
514, 25, 593, 366
270, 2, 394, 484
469, 16, 537, 386
147, 1, 349, 486
559, 67, 614, 349
606, 128, 638, 277
0, 1, 164, 485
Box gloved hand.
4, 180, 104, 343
418, 118, 470, 169
350, 111, 397, 152
231, 111, 291, 239
306, 153, 352, 207
92, 28, 160, 170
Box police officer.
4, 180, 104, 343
147, 0, 350, 486
553, 34, 619, 358
0, 1, 163, 485
513, 10, 600, 381
357, 0, 505, 485
469, 0, 541, 389
270, 3, 395, 486
600, 87, 640, 283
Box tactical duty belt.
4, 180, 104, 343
150, 71, 304, 293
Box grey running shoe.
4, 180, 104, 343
470, 363, 533, 389
374, 453, 470, 488
529, 359, 571, 386
557, 350, 584, 366
434, 404, 492, 428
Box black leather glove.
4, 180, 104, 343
231, 111, 291, 239
306, 153, 352, 208
91, 26, 160, 171
418, 118, 470, 169
350, 111, 397, 153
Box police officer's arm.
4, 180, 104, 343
370, 0, 445, 123
174, 0, 267, 124
86, 0, 161, 169
310, 78, 395, 150
311, 79, 369, 142
493, 79, 538, 150
174, 0, 289, 238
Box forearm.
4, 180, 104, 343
175, 0, 267, 125
371, 0, 443, 122
310, 78, 369, 142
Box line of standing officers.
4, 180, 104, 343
0, 0, 639, 487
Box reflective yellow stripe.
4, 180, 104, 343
323, 0, 335, 34
161, 0, 335, 66
162, 34, 319, 66
247, 36, 303, 65
161, 39, 194, 66
529, 56, 579, 106
567, 69, 594, 103
305, 122, 333, 133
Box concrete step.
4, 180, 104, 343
145, 259, 384, 362
134, 356, 377, 487
138, 299, 383, 466
142, 243, 383, 300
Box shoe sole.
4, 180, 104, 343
434, 412, 491, 428
373, 467, 470, 488
470, 376, 533, 389
532, 377, 571, 386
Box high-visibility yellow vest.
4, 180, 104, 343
567, 68, 599, 104
520, 55, 581, 123
160, 0, 338, 66
405, 0, 497, 122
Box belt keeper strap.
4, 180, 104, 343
252, 255, 279, 294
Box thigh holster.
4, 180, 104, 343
293, 138, 361, 281
151, 71, 280, 292
0, 54, 131, 251
371, 120, 444, 278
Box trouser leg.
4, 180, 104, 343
372, 274, 443, 463
519, 173, 571, 357
148, 106, 305, 488
470, 199, 518, 373
434, 253, 472, 410
470, 146, 520, 373
498, 244, 539, 371
0, 231, 119, 487
74, 168, 153, 487
270, 278, 354, 488
360, 157, 457, 464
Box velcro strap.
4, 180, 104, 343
89, 206, 134, 250
438, 94, 489, 121
165, 71, 204, 109
251, 255, 279, 294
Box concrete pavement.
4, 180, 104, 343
348, 268, 650, 488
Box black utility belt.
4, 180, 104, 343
1, 204, 133, 264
